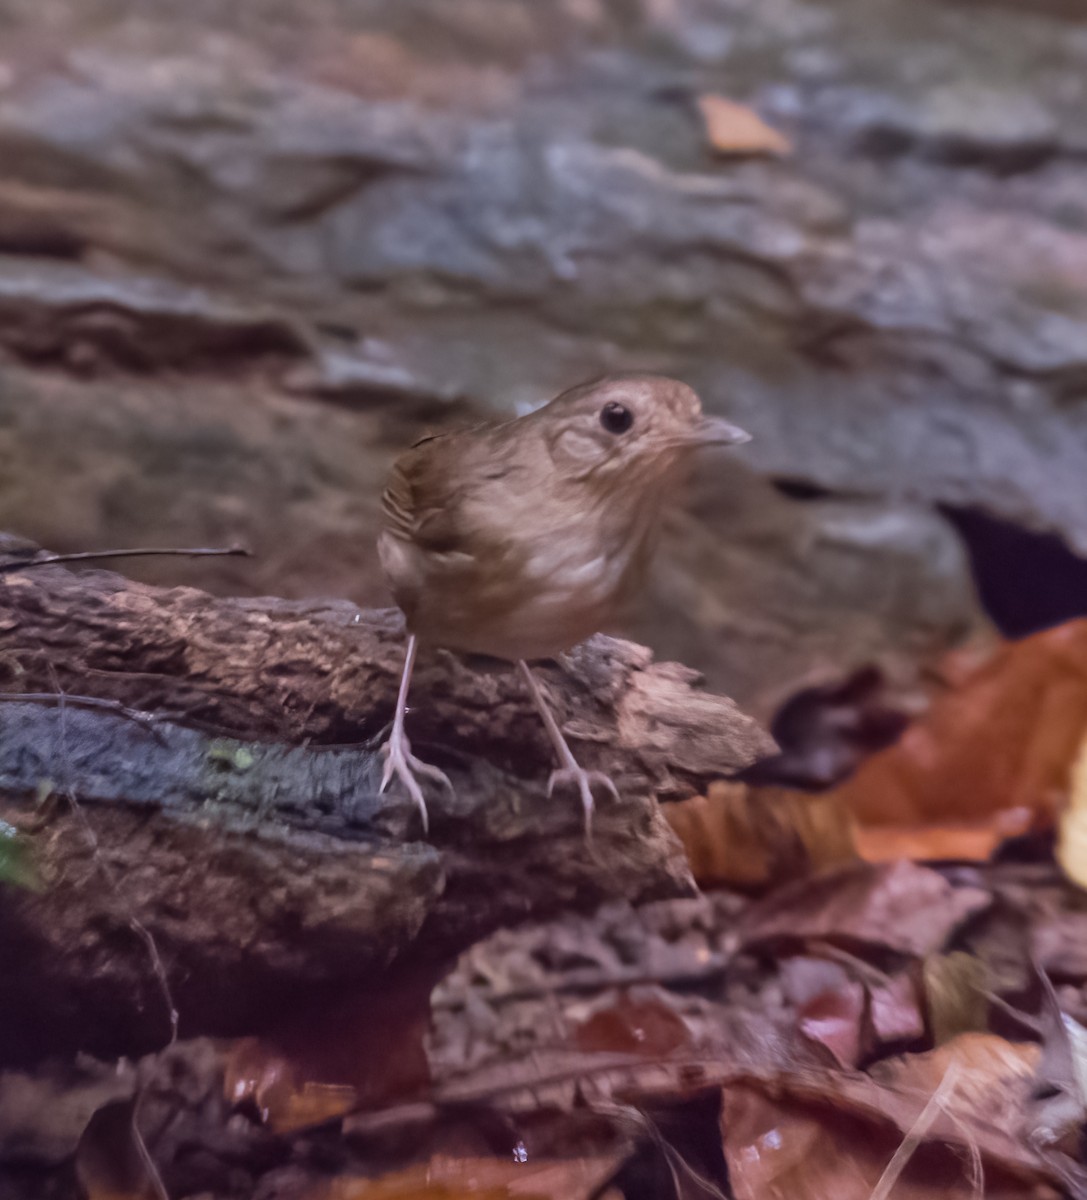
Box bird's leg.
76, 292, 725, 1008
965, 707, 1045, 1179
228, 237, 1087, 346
517, 660, 619, 837
380, 634, 454, 832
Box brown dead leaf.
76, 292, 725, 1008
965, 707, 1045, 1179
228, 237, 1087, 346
225, 1037, 358, 1132
723, 1085, 951, 1200
665, 782, 856, 890
225, 966, 436, 1133
304, 1153, 623, 1200
723, 1033, 1058, 1200
796, 980, 866, 1068
697, 94, 791, 157
836, 621, 1087, 839
574, 991, 693, 1057
739, 860, 990, 959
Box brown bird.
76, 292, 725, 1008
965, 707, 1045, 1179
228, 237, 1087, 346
378, 373, 750, 833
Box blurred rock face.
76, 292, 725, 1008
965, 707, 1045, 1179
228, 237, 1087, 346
9, 0, 1086, 710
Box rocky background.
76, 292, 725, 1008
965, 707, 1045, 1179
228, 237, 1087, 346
2, 0, 1087, 715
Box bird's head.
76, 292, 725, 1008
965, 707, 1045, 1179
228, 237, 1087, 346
535, 373, 749, 485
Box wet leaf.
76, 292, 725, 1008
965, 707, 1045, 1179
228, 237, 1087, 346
225, 967, 435, 1133
225, 1038, 358, 1132
724, 1085, 938, 1200
574, 991, 693, 1057
303, 1153, 624, 1199
697, 94, 791, 157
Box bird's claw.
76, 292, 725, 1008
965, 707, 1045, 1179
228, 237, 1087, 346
547, 766, 619, 836
379, 731, 454, 833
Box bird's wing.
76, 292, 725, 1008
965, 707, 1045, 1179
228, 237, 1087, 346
381, 433, 480, 558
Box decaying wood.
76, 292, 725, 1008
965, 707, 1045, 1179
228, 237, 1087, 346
0, 537, 773, 1063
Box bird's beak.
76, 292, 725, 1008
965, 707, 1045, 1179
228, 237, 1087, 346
696, 414, 751, 447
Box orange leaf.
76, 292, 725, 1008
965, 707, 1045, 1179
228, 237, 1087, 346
665, 782, 856, 890
852, 812, 1032, 864
697, 94, 791, 157
834, 620, 1087, 845
304, 1154, 623, 1200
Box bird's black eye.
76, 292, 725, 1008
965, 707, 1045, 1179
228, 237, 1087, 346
600, 401, 633, 434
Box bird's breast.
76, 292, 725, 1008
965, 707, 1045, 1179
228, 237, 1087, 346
381, 516, 652, 662
478, 530, 641, 659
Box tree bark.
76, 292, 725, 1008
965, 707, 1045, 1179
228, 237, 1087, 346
0, 538, 772, 1063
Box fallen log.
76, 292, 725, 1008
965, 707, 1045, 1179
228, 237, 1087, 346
0, 537, 772, 1063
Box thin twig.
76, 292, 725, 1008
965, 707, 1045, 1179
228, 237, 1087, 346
48, 663, 179, 1047
600, 1102, 731, 1200
0, 692, 166, 739
131, 1090, 171, 1200
869, 1060, 962, 1200
0, 545, 250, 574
942, 1106, 985, 1200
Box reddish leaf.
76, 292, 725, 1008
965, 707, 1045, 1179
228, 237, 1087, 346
574, 991, 693, 1057
302, 1153, 624, 1199
225, 966, 436, 1133
739, 860, 990, 959
797, 981, 866, 1068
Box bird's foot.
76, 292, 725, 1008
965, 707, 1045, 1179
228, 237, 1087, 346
548, 766, 619, 838
379, 729, 454, 834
